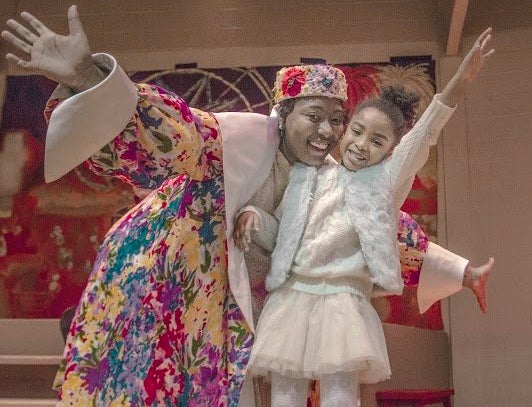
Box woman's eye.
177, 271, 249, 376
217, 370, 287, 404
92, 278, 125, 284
308, 114, 320, 122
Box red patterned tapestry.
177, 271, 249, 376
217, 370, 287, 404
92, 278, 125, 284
0, 57, 442, 329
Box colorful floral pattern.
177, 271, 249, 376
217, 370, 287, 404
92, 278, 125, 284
52, 84, 253, 406
397, 210, 428, 286
280, 66, 306, 98
273, 64, 348, 103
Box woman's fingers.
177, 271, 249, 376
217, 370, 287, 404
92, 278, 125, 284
67, 5, 85, 37
5, 52, 31, 69
1, 30, 31, 54
6, 18, 38, 44
20, 11, 51, 36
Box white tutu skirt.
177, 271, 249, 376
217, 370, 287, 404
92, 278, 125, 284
248, 280, 391, 384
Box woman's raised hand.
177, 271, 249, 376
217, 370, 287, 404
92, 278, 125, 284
1, 5, 105, 92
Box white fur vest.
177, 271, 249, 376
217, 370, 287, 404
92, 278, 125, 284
342, 164, 404, 294
267, 163, 318, 291
267, 162, 404, 295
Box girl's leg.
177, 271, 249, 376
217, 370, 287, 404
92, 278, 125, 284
320, 372, 359, 407
271, 372, 309, 406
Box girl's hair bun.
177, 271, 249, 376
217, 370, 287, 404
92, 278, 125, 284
380, 85, 420, 130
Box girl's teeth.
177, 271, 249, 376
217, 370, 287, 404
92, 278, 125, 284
348, 150, 366, 160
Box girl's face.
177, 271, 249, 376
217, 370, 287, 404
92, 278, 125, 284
339, 107, 397, 171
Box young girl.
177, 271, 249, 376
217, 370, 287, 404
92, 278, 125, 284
234, 29, 494, 406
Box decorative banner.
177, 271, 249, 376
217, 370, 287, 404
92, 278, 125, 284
0, 57, 441, 330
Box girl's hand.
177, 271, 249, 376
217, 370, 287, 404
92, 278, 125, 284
440, 27, 495, 107
456, 27, 495, 85
233, 211, 261, 252
1, 5, 105, 92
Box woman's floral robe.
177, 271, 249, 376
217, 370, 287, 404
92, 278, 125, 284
49, 83, 428, 406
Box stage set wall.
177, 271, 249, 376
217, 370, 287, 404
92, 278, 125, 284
88, 27, 532, 406
439, 27, 532, 407
1, 22, 531, 407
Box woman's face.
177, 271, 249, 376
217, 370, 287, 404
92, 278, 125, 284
281, 97, 345, 167
340, 107, 397, 171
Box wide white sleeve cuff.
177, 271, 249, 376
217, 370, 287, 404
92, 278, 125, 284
45, 53, 138, 183
417, 242, 469, 313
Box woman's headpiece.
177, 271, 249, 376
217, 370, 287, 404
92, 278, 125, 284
273, 64, 348, 104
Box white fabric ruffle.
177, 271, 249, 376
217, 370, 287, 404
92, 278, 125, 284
248, 275, 391, 384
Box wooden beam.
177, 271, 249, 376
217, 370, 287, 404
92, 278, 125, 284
446, 0, 470, 56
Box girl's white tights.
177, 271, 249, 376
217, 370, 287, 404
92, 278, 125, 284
320, 372, 359, 406
270, 372, 359, 407
270, 372, 309, 406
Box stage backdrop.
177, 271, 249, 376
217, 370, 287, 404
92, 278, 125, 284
0, 57, 442, 330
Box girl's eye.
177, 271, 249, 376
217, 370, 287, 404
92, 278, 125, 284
351, 128, 361, 136
372, 140, 383, 147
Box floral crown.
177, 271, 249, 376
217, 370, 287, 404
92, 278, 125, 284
273, 64, 348, 104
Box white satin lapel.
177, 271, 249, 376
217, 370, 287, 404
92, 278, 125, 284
215, 111, 280, 331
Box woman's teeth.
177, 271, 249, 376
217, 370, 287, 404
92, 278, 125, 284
309, 141, 328, 150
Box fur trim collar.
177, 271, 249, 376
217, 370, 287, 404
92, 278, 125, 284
267, 163, 316, 291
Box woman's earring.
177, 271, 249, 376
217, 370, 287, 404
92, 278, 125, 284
278, 120, 285, 138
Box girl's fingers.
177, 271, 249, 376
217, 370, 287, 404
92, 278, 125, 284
478, 27, 492, 44
477, 28, 494, 58
484, 48, 495, 58
252, 215, 260, 231
234, 234, 242, 251
480, 34, 491, 50
233, 230, 241, 246
236, 232, 248, 251
244, 224, 251, 244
